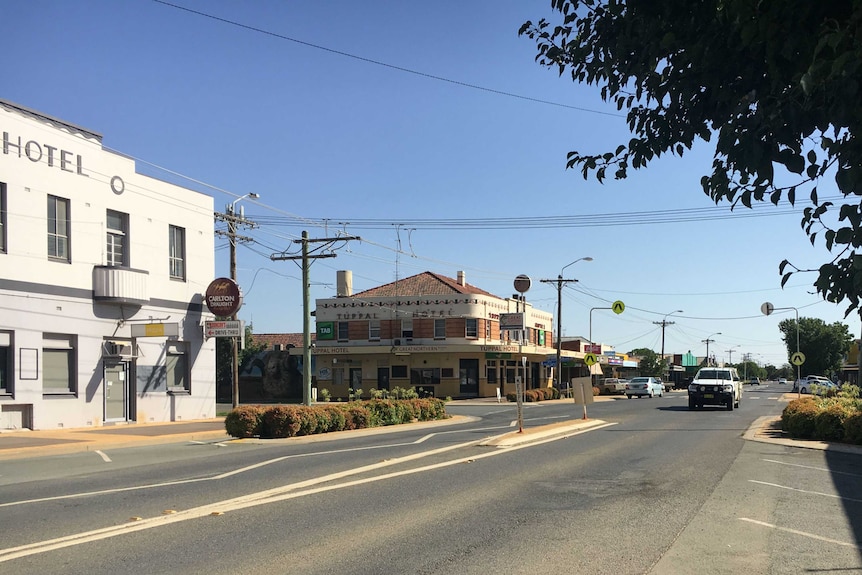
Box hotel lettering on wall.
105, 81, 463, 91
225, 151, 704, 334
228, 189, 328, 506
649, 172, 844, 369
2, 130, 88, 176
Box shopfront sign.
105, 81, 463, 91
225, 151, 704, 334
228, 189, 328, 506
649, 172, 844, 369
205, 277, 242, 316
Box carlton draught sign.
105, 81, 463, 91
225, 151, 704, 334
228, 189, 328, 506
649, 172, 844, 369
205, 277, 242, 317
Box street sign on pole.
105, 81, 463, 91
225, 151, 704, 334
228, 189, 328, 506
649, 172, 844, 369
204, 320, 243, 338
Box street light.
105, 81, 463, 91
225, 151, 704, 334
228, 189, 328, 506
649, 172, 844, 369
541, 257, 593, 392
702, 332, 721, 366
227, 192, 260, 409
761, 303, 800, 397
657, 309, 683, 376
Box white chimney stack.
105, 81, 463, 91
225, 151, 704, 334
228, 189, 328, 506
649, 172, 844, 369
337, 270, 353, 297
457, 271, 466, 286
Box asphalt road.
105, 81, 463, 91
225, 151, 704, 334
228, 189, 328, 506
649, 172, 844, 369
0, 383, 858, 574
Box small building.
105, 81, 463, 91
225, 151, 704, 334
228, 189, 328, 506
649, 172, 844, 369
0, 99, 216, 430
294, 270, 592, 399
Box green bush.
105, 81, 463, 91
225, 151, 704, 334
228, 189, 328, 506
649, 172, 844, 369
261, 405, 302, 438
813, 402, 851, 442
782, 399, 819, 439
224, 405, 265, 438
781, 397, 816, 429
344, 405, 371, 429
321, 405, 347, 432
843, 413, 862, 445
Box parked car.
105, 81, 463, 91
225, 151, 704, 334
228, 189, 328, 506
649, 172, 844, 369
625, 377, 664, 398
793, 375, 831, 394
745, 377, 761, 385
778, 378, 787, 385
599, 378, 626, 395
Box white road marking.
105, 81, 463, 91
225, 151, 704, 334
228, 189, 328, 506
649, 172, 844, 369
739, 518, 861, 549
0, 423, 614, 562
762, 458, 862, 478
94, 450, 111, 463
748, 480, 862, 504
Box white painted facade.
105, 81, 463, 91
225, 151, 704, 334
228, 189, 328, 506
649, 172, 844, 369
0, 99, 216, 430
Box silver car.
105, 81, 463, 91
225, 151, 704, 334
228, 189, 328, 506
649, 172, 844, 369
626, 376, 664, 398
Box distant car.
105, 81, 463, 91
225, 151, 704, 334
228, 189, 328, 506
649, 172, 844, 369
625, 377, 664, 399
778, 378, 787, 385
745, 377, 761, 385
599, 378, 626, 395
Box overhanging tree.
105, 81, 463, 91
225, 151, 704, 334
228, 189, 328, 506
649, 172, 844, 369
777, 316, 852, 377
520, 1, 862, 316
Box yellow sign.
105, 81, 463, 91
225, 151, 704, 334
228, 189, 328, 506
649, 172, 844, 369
612, 300, 625, 314
790, 352, 806, 366
144, 324, 166, 337
584, 353, 597, 366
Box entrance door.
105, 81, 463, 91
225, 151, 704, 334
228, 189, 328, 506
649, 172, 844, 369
104, 361, 129, 422
377, 367, 390, 391
459, 359, 479, 397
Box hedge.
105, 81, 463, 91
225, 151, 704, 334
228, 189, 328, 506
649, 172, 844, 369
223, 398, 449, 439
780, 387, 862, 444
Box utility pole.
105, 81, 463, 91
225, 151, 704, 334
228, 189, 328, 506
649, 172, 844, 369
702, 332, 721, 367
654, 309, 682, 378
271, 231, 360, 406
214, 193, 259, 409
540, 256, 592, 391
540, 275, 579, 389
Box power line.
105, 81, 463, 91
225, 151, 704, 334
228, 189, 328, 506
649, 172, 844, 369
150, 0, 624, 118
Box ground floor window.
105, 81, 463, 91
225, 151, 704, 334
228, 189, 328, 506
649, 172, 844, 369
166, 342, 189, 392
391, 365, 408, 379
43, 334, 76, 394
486, 360, 498, 384
411, 368, 440, 386
0, 331, 11, 393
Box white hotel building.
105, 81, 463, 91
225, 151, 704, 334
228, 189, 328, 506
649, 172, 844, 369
0, 99, 216, 430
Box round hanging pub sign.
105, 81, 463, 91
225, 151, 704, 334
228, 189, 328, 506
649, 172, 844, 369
205, 277, 243, 316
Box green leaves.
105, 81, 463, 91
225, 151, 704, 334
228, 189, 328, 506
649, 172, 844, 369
523, 0, 862, 318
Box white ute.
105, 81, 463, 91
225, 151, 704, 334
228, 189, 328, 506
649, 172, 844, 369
687, 366, 742, 411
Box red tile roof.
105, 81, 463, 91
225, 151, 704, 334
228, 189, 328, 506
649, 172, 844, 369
250, 333, 311, 350
353, 272, 499, 298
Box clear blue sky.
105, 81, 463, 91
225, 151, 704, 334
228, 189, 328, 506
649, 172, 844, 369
5, 0, 857, 368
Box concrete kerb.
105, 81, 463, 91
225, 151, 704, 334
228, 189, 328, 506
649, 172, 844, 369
744, 414, 862, 456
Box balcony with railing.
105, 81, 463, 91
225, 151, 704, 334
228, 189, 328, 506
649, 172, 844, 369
92, 266, 149, 305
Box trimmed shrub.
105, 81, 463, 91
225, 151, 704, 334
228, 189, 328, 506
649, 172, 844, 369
524, 389, 539, 402
781, 397, 816, 429
506, 392, 517, 402
843, 413, 862, 445
321, 405, 347, 432
224, 405, 265, 438
224, 400, 448, 439
813, 402, 850, 442
262, 405, 301, 438
782, 399, 819, 439
344, 405, 371, 429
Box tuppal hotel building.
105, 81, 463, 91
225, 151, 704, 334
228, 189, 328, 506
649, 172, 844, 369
0, 99, 216, 430
301, 270, 590, 399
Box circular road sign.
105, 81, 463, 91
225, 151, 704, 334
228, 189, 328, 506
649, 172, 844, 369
761, 302, 775, 316
584, 353, 598, 366
514, 274, 532, 294
612, 300, 625, 314
790, 351, 806, 366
